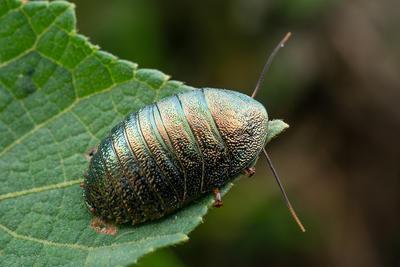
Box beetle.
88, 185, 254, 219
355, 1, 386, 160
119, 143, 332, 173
82, 32, 305, 234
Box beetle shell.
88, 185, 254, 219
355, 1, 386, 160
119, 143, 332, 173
83, 88, 268, 224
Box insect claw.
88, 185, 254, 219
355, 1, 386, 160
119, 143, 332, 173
244, 167, 256, 177
90, 217, 118, 235
213, 188, 223, 208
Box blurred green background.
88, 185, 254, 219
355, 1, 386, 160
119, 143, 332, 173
68, 0, 399, 266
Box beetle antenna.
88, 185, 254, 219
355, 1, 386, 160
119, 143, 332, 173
262, 148, 306, 232
251, 32, 292, 98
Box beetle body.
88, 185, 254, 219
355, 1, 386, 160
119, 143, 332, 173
83, 88, 268, 224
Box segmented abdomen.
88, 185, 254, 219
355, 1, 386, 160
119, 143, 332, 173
84, 89, 232, 224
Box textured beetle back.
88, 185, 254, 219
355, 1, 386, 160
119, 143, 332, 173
84, 88, 268, 224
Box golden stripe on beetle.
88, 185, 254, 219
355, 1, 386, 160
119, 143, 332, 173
82, 32, 306, 234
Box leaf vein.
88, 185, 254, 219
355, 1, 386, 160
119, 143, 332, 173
0, 80, 126, 158
0, 179, 83, 201
0, 223, 188, 251
0, 4, 72, 68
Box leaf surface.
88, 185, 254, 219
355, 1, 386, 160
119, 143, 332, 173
0, 1, 288, 266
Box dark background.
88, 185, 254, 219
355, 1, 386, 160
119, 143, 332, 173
69, 0, 400, 266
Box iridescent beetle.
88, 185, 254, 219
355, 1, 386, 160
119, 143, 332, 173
82, 32, 305, 234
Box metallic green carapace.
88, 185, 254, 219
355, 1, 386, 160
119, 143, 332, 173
83, 88, 268, 224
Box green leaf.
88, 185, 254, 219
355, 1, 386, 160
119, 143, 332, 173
266, 119, 289, 142
0, 1, 288, 266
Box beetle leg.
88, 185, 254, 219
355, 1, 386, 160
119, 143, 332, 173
90, 217, 118, 235
213, 188, 223, 208
244, 166, 256, 177
85, 146, 98, 161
